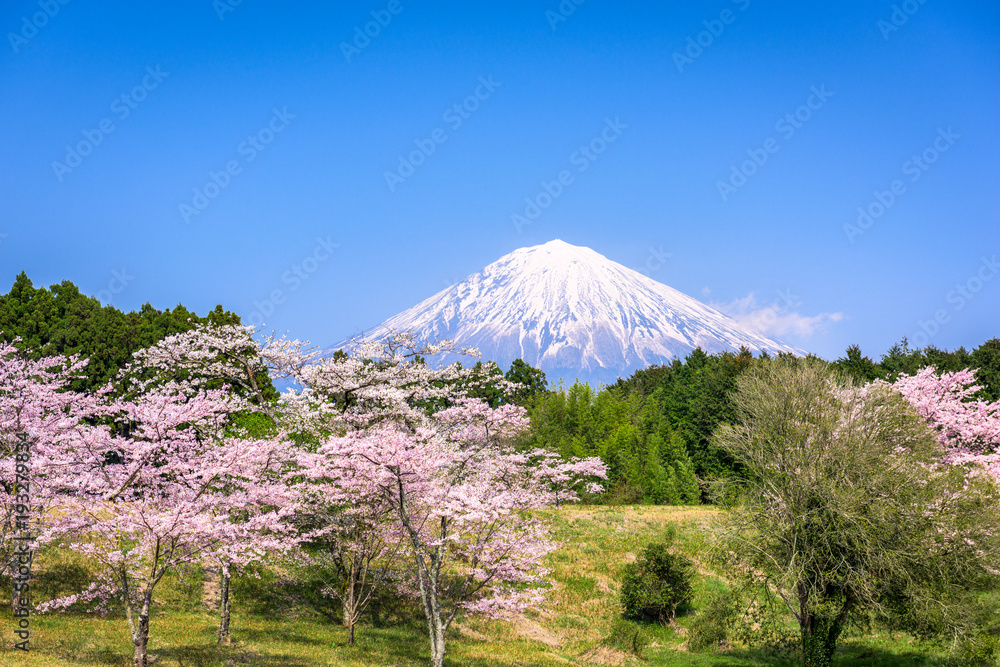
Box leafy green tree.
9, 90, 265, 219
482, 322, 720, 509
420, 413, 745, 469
565, 380, 597, 438
526, 384, 571, 456
0, 272, 244, 393
641, 392, 699, 504
972, 338, 1000, 401
877, 338, 926, 380
522, 377, 701, 503
504, 358, 548, 406
671, 348, 754, 479
620, 535, 694, 624
831, 344, 882, 383
713, 359, 1000, 667
671, 450, 700, 505
920, 344, 973, 374
643, 441, 680, 505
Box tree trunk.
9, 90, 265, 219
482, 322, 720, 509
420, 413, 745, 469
424, 604, 446, 667
397, 479, 449, 667
131, 600, 151, 667
430, 614, 446, 667
217, 561, 231, 645
344, 557, 358, 646
424, 554, 447, 667
414, 555, 447, 667
800, 613, 842, 667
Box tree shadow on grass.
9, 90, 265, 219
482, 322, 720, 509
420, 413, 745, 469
230, 617, 432, 667
232, 625, 329, 648
702, 644, 953, 666
58, 648, 130, 667
167, 646, 312, 667
55, 643, 317, 667
834, 643, 952, 666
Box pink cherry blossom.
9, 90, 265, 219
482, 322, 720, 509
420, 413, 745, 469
891, 367, 1000, 480
36, 330, 297, 667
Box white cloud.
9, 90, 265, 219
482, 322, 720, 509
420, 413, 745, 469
712, 292, 843, 338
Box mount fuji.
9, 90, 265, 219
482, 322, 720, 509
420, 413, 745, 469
333, 240, 804, 385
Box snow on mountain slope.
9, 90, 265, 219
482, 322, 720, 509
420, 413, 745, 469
332, 240, 804, 385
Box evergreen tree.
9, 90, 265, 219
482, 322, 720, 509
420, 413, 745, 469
504, 358, 548, 406
878, 338, 925, 379
972, 338, 1000, 401
832, 344, 882, 383
0, 272, 244, 393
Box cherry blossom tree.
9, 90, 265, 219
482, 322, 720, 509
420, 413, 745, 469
0, 338, 93, 636
301, 395, 604, 666
892, 366, 1000, 480
40, 369, 295, 667
118, 326, 606, 663
0, 340, 93, 603
288, 480, 402, 646
123, 323, 300, 418
283, 333, 503, 646
260, 331, 603, 664
114, 323, 301, 644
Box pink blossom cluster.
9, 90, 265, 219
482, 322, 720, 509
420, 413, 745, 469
891, 367, 1000, 480
3, 324, 606, 666
275, 330, 605, 665
2, 328, 298, 665
296, 385, 606, 620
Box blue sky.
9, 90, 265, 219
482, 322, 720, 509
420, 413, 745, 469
1, 0, 997, 362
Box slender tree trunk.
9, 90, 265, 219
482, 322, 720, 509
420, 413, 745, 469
417, 563, 443, 667
422, 582, 446, 667
430, 612, 446, 667
427, 524, 449, 667
396, 478, 449, 667
217, 561, 231, 645
429, 630, 444, 666
412, 543, 447, 667
344, 556, 357, 646
131, 593, 152, 667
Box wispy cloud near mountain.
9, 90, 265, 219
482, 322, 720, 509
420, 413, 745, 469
713, 292, 843, 338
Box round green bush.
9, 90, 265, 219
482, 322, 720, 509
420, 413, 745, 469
619, 537, 694, 624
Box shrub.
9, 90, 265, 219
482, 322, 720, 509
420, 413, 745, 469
619, 536, 694, 624
687, 588, 797, 655
953, 631, 1000, 667
686, 593, 734, 652
602, 617, 651, 657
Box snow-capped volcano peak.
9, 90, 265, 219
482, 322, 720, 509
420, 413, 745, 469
335, 240, 803, 384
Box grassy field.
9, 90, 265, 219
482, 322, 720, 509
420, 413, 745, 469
2, 505, 969, 666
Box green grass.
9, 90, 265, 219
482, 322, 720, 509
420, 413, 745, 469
1, 505, 980, 666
